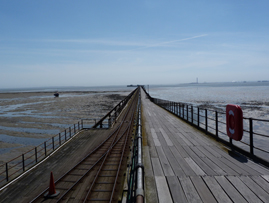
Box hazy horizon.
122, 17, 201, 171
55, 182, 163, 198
1, 1, 269, 88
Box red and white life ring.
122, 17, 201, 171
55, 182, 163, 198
226, 104, 243, 141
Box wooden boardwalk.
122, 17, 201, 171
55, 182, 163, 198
141, 91, 269, 203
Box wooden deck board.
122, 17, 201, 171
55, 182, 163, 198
167, 176, 187, 203
151, 158, 164, 176
226, 176, 263, 203
190, 176, 217, 203
155, 176, 173, 203
239, 176, 269, 202
179, 176, 202, 203
141, 90, 269, 203
215, 176, 248, 203
156, 146, 175, 176
203, 176, 233, 203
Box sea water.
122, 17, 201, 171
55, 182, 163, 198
147, 82, 269, 119
147, 82, 269, 160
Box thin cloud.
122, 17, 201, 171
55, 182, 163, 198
130, 34, 208, 51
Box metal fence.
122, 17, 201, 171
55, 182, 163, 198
0, 122, 81, 187
0, 88, 138, 188
143, 88, 269, 167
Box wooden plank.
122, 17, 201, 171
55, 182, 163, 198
188, 131, 216, 146
145, 176, 159, 203
145, 127, 158, 158
203, 176, 233, 203
169, 146, 196, 176
183, 146, 217, 175
176, 132, 193, 146
201, 157, 227, 175
251, 176, 269, 194
183, 132, 200, 146
218, 157, 250, 175
226, 176, 263, 203
215, 176, 247, 203
162, 147, 185, 176
196, 146, 238, 175
196, 145, 221, 160
173, 144, 189, 158
192, 146, 227, 175
156, 147, 175, 176
150, 128, 161, 146
245, 160, 269, 175
184, 157, 205, 176
155, 176, 173, 203
166, 176, 187, 203
211, 146, 261, 175
159, 128, 173, 146
151, 158, 164, 176
190, 176, 217, 203
239, 176, 269, 202
178, 176, 202, 203
262, 175, 269, 182
156, 132, 169, 146
143, 146, 154, 177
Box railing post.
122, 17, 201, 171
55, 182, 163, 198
205, 109, 208, 133
65, 129, 67, 141
191, 106, 193, 124
198, 107, 200, 127
187, 105, 189, 122
44, 142, 47, 156
52, 137, 54, 150
6, 163, 8, 182
215, 111, 219, 140
59, 133, 61, 146
22, 154, 25, 172
74, 124, 76, 134
69, 127, 71, 138
78, 122, 80, 130
182, 104, 185, 119
35, 147, 37, 163
249, 118, 254, 156
81, 119, 83, 129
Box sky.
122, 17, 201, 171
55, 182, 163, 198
1, 0, 269, 88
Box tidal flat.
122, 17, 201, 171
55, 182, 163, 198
0, 91, 129, 163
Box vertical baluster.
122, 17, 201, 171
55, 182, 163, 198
35, 147, 37, 163
205, 109, 208, 133
215, 111, 219, 140
198, 107, 200, 127
22, 154, 25, 172
249, 118, 254, 156
6, 163, 8, 182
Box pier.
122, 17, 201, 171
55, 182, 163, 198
1, 87, 269, 202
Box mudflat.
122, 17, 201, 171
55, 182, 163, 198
0, 91, 129, 163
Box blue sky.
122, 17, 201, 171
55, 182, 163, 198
1, 0, 269, 88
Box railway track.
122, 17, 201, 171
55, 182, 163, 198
30, 89, 139, 203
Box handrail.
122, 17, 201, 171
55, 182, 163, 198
141, 86, 269, 168
127, 87, 144, 203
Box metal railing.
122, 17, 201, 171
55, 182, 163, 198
0, 88, 138, 188
142, 87, 269, 167
0, 122, 82, 188
127, 88, 144, 203
92, 88, 137, 129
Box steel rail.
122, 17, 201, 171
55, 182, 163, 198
30, 89, 138, 203
109, 97, 137, 203
83, 91, 138, 202
29, 123, 123, 203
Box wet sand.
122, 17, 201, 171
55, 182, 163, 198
0, 91, 129, 163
